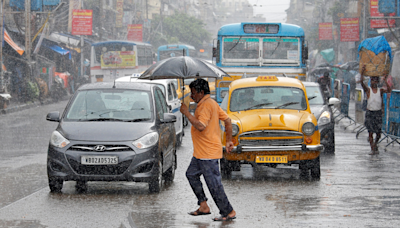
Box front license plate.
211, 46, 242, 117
256, 155, 288, 163
81, 156, 118, 165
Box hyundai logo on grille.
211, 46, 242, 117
93, 145, 106, 152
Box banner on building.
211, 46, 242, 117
71, 10, 93, 35
116, 0, 124, 28
318, 22, 333, 40
127, 24, 143, 42
340, 18, 359, 42
68, 0, 82, 33
370, 0, 395, 28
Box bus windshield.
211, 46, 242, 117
222, 37, 300, 63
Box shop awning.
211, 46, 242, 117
4, 29, 24, 55
42, 41, 71, 59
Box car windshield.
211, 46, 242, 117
305, 85, 325, 105
229, 86, 307, 112
65, 89, 153, 121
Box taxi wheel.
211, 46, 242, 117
325, 136, 335, 154
310, 157, 321, 180
220, 159, 232, 178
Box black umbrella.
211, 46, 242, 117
139, 56, 230, 80
310, 67, 334, 75
339, 61, 359, 71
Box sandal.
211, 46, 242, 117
188, 209, 211, 216
213, 215, 236, 221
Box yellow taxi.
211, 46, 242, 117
220, 75, 323, 180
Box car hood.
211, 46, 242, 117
58, 121, 153, 141
232, 110, 306, 132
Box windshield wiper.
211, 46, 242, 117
275, 102, 299, 109
85, 118, 125, 122
228, 36, 243, 52
270, 41, 281, 57
243, 102, 273, 111
308, 96, 317, 101
125, 118, 150, 122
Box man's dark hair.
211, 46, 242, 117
189, 78, 210, 94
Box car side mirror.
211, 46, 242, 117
212, 47, 217, 57
161, 113, 177, 123
168, 105, 172, 112
328, 97, 340, 106
46, 111, 60, 122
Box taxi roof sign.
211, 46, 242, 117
256, 75, 278, 81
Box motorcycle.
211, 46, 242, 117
49, 75, 68, 102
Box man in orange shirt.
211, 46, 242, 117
180, 78, 236, 221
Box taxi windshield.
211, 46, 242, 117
229, 86, 307, 112
65, 90, 153, 121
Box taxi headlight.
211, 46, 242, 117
318, 111, 331, 126
132, 132, 159, 149
302, 122, 316, 136
50, 131, 70, 148
232, 124, 239, 137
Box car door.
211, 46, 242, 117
154, 88, 175, 171
167, 82, 182, 137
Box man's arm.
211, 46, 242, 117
360, 65, 369, 96
381, 74, 392, 94
180, 103, 205, 131
223, 117, 234, 153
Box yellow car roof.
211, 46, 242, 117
230, 76, 304, 90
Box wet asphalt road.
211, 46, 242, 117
0, 100, 400, 227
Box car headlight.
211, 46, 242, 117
50, 131, 70, 148
302, 122, 316, 136
232, 124, 239, 137
132, 132, 159, 149
318, 111, 331, 126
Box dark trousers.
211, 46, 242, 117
186, 157, 233, 216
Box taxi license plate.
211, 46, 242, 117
81, 156, 118, 165
256, 155, 288, 164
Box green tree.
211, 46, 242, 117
149, 13, 211, 51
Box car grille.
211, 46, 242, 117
68, 158, 132, 175
70, 144, 132, 152
239, 130, 304, 146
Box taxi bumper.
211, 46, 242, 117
223, 144, 324, 153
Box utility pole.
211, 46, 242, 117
25, 0, 31, 63
99, 0, 103, 40
0, 0, 5, 93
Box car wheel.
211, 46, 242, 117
149, 159, 163, 193
176, 132, 183, 148
75, 180, 87, 193
220, 158, 232, 179
310, 157, 321, 181
325, 135, 335, 154
48, 177, 63, 193
183, 116, 189, 127
164, 152, 176, 182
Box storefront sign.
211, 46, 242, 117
71, 9, 93, 35
318, 23, 333, 40
127, 24, 143, 42
340, 18, 359, 42
116, 0, 124, 28
370, 0, 395, 28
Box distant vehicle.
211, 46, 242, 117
90, 40, 154, 81
46, 82, 177, 193
116, 76, 185, 146
220, 76, 322, 180
157, 44, 196, 62
213, 22, 309, 104
303, 82, 340, 153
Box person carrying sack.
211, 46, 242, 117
360, 65, 391, 155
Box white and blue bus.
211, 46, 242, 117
90, 41, 153, 81
213, 22, 309, 104
157, 44, 196, 62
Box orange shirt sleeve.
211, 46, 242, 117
197, 102, 212, 127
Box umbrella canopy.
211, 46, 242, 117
310, 67, 334, 75
339, 61, 359, 71
139, 56, 229, 80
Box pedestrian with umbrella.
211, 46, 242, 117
139, 56, 236, 221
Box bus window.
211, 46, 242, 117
263, 38, 299, 60
138, 47, 146, 65
145, 48, 153, 65
223, 37, 259, 60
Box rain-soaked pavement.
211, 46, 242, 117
0, 100, 400, 227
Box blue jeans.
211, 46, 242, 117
186, 157, 233, 216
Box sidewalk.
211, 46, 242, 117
0, 96, 70, 115
334, 99, 400, 156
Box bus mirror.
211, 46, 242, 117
302, 42, 308, 60
212, 47, 217, 57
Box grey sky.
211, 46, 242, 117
248, 0, 290, 22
